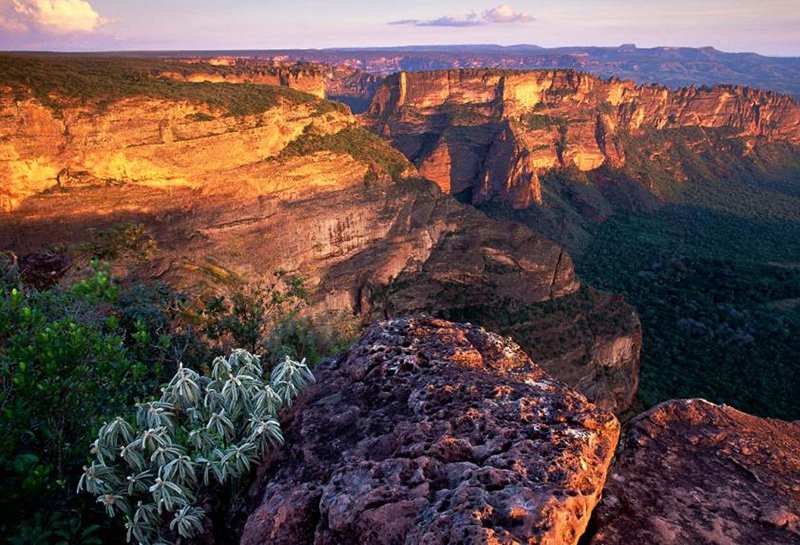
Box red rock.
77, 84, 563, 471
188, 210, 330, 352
240, 317, 620, 545
17, 250, 71, 290
590, 399, 800, 545
365, 69, 800, 210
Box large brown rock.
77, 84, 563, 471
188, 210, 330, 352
591, 399, 800, 545
240, 317, 620, 545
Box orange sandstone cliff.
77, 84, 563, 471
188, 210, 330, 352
364, 69, 800, 210
0, 80, 639, 412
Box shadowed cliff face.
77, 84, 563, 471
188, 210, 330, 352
0, 79, 640, 411
363, 69, 800, 211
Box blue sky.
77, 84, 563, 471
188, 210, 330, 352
1, 1, 799, 55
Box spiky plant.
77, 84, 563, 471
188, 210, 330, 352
79, 349, 314, 544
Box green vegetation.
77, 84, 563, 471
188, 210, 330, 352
274, 126, 408, 180
79, 350, 313, 544
0, 250, 353, 542
481, 129, 800, 420
578, 209, 800, 420
0, 54, 342, 117
518, 113, 570, 131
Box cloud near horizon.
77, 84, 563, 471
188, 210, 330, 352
389, 4, 535, 27
0, 0, 112, 34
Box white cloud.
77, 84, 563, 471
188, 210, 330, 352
6, 0, 111, 33
389, 4, 535, 27
483, 4, 534, 24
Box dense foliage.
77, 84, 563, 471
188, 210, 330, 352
578, 208, 800, 420
0, 255, 349, 543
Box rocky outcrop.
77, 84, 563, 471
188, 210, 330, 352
158, 63, 327, 98
0, 81, 639, 412
590, 399, 800, 544
240, 317, 620, 545
364, 69, 800, 209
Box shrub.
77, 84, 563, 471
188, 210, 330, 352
273, 126, 408, 181
199, 274, 308, 354
78, 350, 314, 544
0, 266, 146, 539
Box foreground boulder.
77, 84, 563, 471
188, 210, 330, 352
241, 317, 619, 545
591, 399, 800, 544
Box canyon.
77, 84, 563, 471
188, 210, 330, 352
363, 69, 800, 216
0, 61, 639, 413
0, 55, 798, 544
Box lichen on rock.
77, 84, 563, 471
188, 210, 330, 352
240, 317, 620, 545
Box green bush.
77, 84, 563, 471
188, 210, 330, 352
0, 264, 158, 541
273, 126, 408, 181
78, 350, 314, 544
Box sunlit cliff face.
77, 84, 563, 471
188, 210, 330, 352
365, 69, 800, 209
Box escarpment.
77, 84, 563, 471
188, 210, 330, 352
0, 79, 640, 412
364, 69, 800, 211
158, 63, 327, 98
240, 317, 621, 545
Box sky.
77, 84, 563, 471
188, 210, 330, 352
0, 0, 799, 56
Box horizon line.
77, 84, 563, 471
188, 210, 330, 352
1, 43, 798, 59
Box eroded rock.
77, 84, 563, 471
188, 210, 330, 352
591, 399, 800, 544
241, 317, 620, 545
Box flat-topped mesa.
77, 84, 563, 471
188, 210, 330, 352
157, 64, 327, 98
365, 69, 800, 209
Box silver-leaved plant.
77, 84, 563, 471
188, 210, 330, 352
78, 350, 314, 544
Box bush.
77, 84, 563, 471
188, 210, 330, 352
78, 350, 314, 544
273, 126, 408, 181
0, 265, 154, 540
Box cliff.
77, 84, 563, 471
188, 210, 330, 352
364, 69, 800, 210
158, 64, 327, 98
0, 72, 639, 412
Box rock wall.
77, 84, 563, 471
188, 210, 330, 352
158, 65, 327, 98
365, 69, 800, 209
0, 85, 639, 411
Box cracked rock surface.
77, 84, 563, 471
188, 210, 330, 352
240, 317, 619, 545
590, 399, 800, 545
